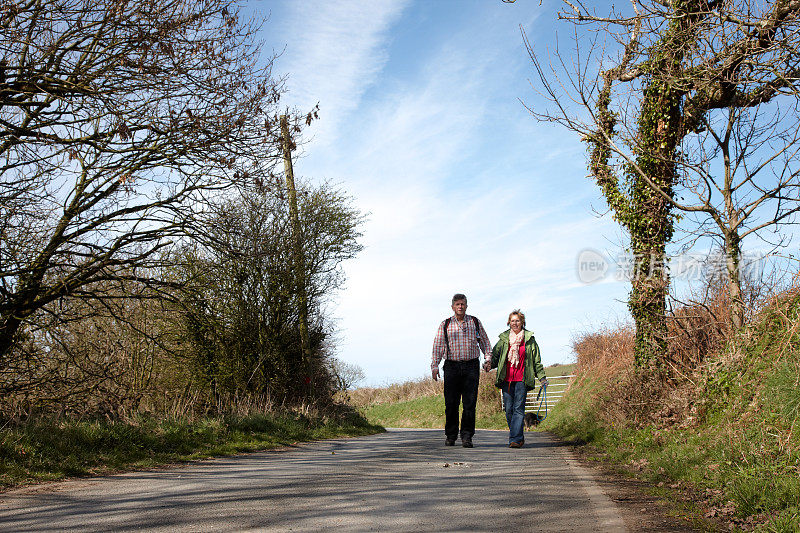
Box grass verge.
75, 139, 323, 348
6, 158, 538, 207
0, 407, 383, 490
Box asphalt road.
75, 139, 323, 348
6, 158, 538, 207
0, 428, 626, 532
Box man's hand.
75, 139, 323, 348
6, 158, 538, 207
432, 367, 440, 381
539, 377, 549, 387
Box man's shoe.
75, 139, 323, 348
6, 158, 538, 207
462, 438, 473, 448
445, 438, 456, 446
509, 441, 523, 448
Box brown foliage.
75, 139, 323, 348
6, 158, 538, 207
665, 288, 732, 372
571, 272, 799, 430
346, 377, 443, 407
571, 323, 634, 380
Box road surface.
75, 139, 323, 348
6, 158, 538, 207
0, 428, 626, 532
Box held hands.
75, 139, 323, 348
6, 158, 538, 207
435, 361, 493, 379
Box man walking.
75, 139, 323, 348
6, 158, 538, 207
431, 293, 492, 447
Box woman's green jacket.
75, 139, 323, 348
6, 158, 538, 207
490, 328, 545, 391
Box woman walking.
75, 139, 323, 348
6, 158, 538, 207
485, 310, 548, 448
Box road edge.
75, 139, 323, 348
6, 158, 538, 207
540, 432, 628, 532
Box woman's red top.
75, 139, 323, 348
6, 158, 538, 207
505, 342, 525, 382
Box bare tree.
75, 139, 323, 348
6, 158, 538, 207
670, 104, 800, 328
526, 0, 800, 362
330, 358, 366, 392
0, 282, 175, 415
0, 0, 284, 359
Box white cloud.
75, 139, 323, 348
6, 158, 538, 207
277, 0, 410, 146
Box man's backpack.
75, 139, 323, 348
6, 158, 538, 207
442, 316, 481, 355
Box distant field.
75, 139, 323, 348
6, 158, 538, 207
357, 363, 574, 430
544, 363, 576, 377
362, 395, 508, 430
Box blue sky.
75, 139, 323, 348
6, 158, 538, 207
251, 0, 634, 386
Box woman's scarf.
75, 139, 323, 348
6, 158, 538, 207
508, 329, 524, 368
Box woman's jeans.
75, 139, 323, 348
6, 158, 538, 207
502, 381, 527, 444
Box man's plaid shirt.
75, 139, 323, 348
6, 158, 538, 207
431, 314, 492, 372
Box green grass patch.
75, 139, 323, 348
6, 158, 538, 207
0, 408, 383, 490
544, 363, 576, 377
363, 395, 445, 428
361, 394, 507, 430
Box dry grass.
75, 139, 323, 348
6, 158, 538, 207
568, 326, 717, 430
344, 377, 444, 407
345, 371, 501, 408
571, 323, 634, 379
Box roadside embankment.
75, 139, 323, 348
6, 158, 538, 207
543, 285, 800, 531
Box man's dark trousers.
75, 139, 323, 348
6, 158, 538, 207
443, 358, 480, 441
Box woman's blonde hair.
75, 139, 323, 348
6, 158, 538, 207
507, 309, 526, 328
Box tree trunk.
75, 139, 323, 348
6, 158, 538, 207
279, 115, 312, 378
627, 75, 680, 366
630, 246, 669, 366
724, 231, 744, 329
0, 315, 22, 362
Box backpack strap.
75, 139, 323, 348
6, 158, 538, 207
472, 316, 483, 349
443, 317, 451, 355
443, 316, 482, 356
